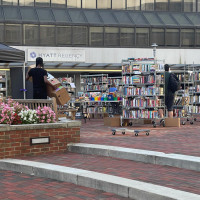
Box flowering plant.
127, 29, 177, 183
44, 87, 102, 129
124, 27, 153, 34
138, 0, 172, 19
18, 110, 38, 124
36, 106, 56, 123
0, 102, 15, 124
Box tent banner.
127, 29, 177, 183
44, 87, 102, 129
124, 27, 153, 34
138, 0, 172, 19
27, 48, 85, 62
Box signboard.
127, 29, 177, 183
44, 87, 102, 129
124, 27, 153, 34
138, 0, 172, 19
30, 137, 50, 145
28, 49, 85, 62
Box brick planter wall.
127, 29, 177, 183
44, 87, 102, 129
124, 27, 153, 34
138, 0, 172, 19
0, 121, 81, 159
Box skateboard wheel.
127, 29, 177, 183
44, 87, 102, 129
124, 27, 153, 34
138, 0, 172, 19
190, 121, 193, 125
122, 132, 125, 135
135, 133, 138, 136
112, 131, 116, 135
146, 132, 149, 136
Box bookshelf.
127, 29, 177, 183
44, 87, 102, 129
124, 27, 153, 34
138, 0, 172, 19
121, 59, 165, 127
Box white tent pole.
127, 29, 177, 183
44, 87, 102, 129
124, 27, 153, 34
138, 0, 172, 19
23, 62, 26, 99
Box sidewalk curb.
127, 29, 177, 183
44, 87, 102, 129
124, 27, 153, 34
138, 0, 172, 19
68, 143, 200, 172
0, 159, 200, 200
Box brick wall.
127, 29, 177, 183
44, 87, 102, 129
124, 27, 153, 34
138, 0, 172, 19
0, 126, 80, 159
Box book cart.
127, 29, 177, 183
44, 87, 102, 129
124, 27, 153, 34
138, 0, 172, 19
190, 64, 200, 123
171, 64, 195, 125
80, 74, 122, 119
121, 58, 165, 128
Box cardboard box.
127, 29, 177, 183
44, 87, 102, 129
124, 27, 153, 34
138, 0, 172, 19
51, 87, 70, 105
46, 78, 62, 97
165, 118, 180, 127
104, 116, 120, 127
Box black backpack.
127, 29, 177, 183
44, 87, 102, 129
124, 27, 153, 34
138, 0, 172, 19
168, 73, 180, 93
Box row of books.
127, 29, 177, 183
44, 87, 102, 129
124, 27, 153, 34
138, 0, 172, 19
122, 63, 164, 73
122, 75, 155, 84
123, 110, 158, 119
123, 98, 158, 108
87, 107, 111, 113
194, 72, 200, 81
81, 77, 108, 84
124, 86, 164, 96
81, 85, 107, 91
176, 74, 193, 82
108, 78, 122, 86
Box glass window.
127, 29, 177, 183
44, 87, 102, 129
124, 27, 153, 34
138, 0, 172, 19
127, 0, 140, 10
40, 25, 55, 46
181, 29, 194, 47
0, 24, 4, 43
105, 27, 119, 46
35, 0, 50, 7
196, 29, 200, 47
19, 0, 34, 6
56, 26, 72, 45
23, 24, 39, 46
5, 24, 22, 45
155, 0, 168, 11
166, 29, 179, 46
2, 0, 18, 5
51, 0, 66, 8
184, 0, 196, 12
82, 0, 96, 9
151, 28, 165, 46
141, 0, 154, 11
120, 27, 135, 46
136, 28, 149, 46
67, 0, 81, 8
97, 0, 111, 9
89, 27, 104, 46
72, 26, 88, 46
112, 0, 126, 9
169, 0, 182, 11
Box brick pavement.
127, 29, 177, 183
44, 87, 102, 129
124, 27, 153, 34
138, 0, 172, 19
80, 119, 200, 157
1, 118, 200, 199
19, 151, 200, 195
0, 170, 129, 200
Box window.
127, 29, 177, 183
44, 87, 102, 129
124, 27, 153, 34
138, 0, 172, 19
56, 26, 72, 45
155, 0, 168, 11
141, 0, 154, 11
196, 29, 200, 47
181, 29, 194, 47
72, 26, 88, 46
2, 0, 18, 5
166, 29, 179, 46
0, 24, 4, 43
112, 0, 126, 10
40, 25, 55, 46
82, 0, 96, 9
97, 0, 111, 9
67, 0, 81, 8
169, 0, 182, 11
127, 0, 140, 10
151, 28, 165, 46
5, 24, 22, 45
136, 28, 149, 46
35, 0, 50, 7
105, 27, 119, 46
184, 0, 196, 12
120, 27, 135, 46
23, 25, 39, 46
51, 0, 66, 8
89, 27, 104, 46
19, 0, 34, 6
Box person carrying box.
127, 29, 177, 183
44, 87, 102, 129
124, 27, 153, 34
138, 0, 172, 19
26, 57, 56, 99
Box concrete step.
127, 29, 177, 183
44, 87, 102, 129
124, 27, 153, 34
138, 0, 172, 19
68, 143, 200, 172
0, 158, 200, 200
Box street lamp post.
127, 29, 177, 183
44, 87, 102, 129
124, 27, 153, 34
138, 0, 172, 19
151, 43, 158, 64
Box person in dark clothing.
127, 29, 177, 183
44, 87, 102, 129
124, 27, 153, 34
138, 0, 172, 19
26, 57, 54, 99
159, 64, 175, 119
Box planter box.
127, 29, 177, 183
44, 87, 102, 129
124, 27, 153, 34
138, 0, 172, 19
0, 120, 81, 159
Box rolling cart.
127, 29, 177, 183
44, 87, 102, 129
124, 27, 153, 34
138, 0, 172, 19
111, 128, 150, 136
